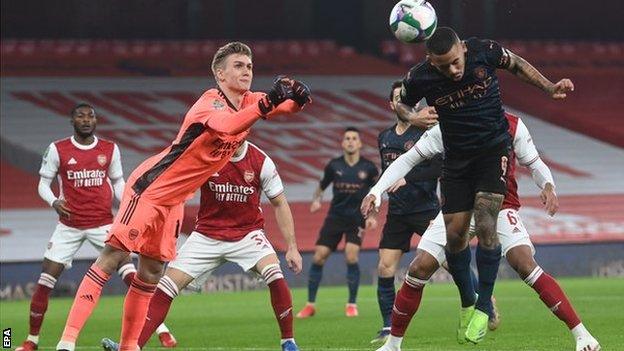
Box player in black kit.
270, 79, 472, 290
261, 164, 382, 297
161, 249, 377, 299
296, 127, 379, 318
365, 27, 574, 346
369, 81, 442, 343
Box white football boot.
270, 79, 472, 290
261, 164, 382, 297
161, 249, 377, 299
575, 334, 600, 351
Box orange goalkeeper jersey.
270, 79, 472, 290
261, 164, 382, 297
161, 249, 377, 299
127, 88, 300, 205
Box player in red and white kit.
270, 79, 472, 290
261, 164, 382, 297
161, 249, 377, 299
363, 113, 600, 351
16, 104, 173, 351
56, 42, 310, 351
100, 140, 303, 351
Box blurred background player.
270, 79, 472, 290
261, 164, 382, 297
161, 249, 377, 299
366, 113, 599, 351
16, 104, 173, 351
296, 127, 379, 318
101, 140, 303, 351
396, 27, 574, 343
55, 42, 311, 351
370, 81, 441, 343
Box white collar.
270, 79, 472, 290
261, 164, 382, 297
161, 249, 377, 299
230, 141, 248, 163
71, 136, 99, 150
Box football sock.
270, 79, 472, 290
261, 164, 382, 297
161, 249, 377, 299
445, 246, 476, 308
377, 276, 395, 328
571, 324, 591, 339
468, 268, 494, 318
268, 279, 294, 339
390, 274, 427, 337
56, 340, 75, 351
280, 338, 295, 345
469, 267, 479, 294
120, 277, 156, 351
386, 335, 403, 349
61, 264, 110, 343
117, 263, 137, 287
156, 323, 170, 334
475, 244, 501, 314
28, 273, 56, 337
346, 263, 360, 304
26, 335, 39, 344
524, 266, 581, 329
262, 264, 293, 339
307, 263, 323, 303
138, 276, 178, 348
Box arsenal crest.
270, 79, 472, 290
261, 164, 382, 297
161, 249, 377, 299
404, 140, 415, 150
358, 170, 368, 180
244, 170, 255, 183
474, 66, 487, 80
97, 154, 107, 166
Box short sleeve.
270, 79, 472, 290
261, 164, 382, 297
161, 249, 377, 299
400, 69, 424, 107
481, 39, 511, 69
513, 118, 540, 165
39, 143, 59, 178
108, 144, 124, 180
260, 156, 284, 199
368, 163, 380, 186
319, 161, 334, 190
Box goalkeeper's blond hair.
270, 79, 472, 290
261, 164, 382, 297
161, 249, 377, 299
211, 42, 253, 77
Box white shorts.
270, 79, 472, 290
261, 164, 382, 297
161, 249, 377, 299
417, 209, 534, 265
168, 230, 277, 281
44, 222, 111, 268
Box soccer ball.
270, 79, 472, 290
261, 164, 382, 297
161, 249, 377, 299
389, 0, 438, 43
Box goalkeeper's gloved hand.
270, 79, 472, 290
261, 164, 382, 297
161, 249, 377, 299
292, 80, 312, 107
258, 76, 294, 115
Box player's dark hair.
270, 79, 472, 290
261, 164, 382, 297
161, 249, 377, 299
425, 27, 460, 55
212, 42, 253, 76
345, 126, 359, 134
71, 103, 95, 117
389, 80, 403, 101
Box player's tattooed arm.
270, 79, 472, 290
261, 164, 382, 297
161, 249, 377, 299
506, 51, 553, 91
396, 101, 438, 129
506, 51, 574, 99
473, 191, 505, 248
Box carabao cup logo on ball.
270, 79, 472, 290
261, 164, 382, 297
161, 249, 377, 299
389, 0, 438, 43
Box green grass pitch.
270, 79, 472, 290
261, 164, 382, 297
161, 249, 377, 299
1, 278, 623, 350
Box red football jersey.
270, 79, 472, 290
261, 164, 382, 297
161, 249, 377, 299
194, 142, 284, 241
40, 136, 122, 229
502, 113, 521, 210
502, 112, 543, 210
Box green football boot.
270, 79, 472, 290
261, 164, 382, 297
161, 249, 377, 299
465, 309, 489, 344
456, 305, 475, 344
